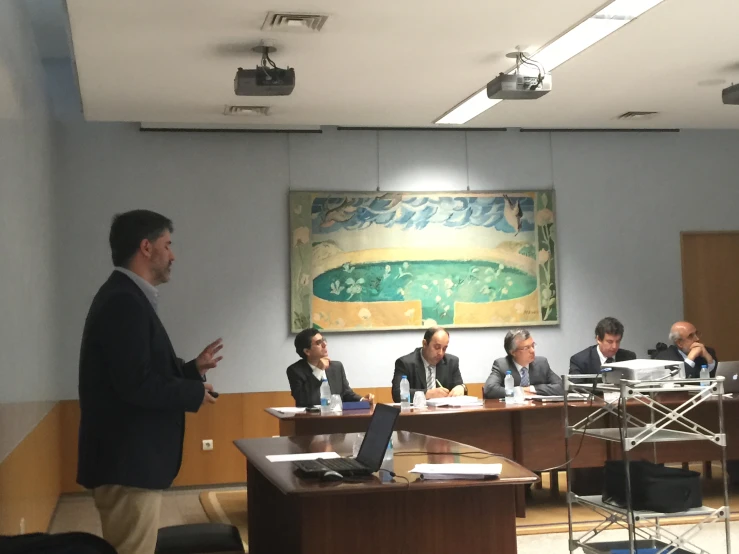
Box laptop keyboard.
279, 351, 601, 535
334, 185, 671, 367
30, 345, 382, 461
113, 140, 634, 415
293, 457, 368, 477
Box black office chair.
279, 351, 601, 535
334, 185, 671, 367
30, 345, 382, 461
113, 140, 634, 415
155, 523, 245, 554
0, 532, 116, 553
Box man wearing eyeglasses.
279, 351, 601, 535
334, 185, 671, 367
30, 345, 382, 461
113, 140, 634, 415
287, 328, 374, 407
483, 329, 563, 399
654, 321, 717, 378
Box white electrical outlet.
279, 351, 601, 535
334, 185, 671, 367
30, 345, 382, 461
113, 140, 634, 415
19, 517, 25, 534
202, 439, 214, 451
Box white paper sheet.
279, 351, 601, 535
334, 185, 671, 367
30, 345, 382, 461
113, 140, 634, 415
425, 396, 482, 407
273, 407, 307, 414
266, 452, 341, 463
410, 463, 502, 479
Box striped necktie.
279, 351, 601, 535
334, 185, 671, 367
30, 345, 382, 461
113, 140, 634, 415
427, 366, 435, 390
520, 367, 530, 387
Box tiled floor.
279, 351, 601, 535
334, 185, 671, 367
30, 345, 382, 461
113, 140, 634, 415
50, 487, 739, 553
49, 485, 245, 536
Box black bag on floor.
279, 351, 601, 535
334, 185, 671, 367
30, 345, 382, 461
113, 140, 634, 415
603, 460, 702, 513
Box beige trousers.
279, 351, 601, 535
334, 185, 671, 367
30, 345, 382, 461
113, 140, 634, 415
93, 485, 163, 554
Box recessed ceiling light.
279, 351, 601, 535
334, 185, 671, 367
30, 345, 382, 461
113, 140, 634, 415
434, 0, 667, 125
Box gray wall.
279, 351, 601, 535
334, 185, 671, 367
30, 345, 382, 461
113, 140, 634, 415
0, 0, 59, 461
55, 121, 739, 398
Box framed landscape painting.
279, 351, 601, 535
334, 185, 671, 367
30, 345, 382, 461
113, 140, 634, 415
289, 190, 557, 333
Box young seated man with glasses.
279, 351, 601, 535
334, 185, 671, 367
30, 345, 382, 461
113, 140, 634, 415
483, 329, 563, 399
287, 328, 374, 407
654, 321, 718, 378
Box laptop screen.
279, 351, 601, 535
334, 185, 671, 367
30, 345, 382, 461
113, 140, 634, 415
355, 403, 401, 471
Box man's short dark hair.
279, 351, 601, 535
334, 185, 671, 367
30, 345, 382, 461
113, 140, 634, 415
423, 326, 448, 343
109, 210, 173, 267
295, 328, 321, 359
595, 317, 624, 341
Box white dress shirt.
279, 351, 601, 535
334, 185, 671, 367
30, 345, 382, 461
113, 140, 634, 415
308, 362, 326, 383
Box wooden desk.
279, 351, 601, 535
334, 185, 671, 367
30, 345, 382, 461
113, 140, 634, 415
267, 400, 608, 471
268, 396, 739, 472
234, 432, 537, 554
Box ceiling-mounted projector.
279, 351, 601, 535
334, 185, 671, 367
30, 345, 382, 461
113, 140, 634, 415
487, 72, 552, 100
722, 83, 739, 105
234, 41, 295, 96
235, 67, 295, 96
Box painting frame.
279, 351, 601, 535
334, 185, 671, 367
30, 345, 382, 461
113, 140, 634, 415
289, 190, 557, 333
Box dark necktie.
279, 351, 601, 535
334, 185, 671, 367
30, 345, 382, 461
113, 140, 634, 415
605, 357, 615, 364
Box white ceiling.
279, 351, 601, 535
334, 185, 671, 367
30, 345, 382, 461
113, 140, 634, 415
62, 0, 739, 129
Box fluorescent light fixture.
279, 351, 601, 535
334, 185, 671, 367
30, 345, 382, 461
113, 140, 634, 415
434, 0, 666, 125
435, 90, 501, 125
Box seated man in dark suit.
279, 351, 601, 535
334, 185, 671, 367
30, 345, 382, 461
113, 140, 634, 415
391, 327, 466, 402
286, 328, 373, 407
570, 317, 637, 374
484, 329, 563, 399
654, 321, 717, 378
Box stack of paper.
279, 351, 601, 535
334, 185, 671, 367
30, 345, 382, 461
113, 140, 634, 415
273, 407, 306, 414
425, 396, 483, 407
410, 463, 502, 480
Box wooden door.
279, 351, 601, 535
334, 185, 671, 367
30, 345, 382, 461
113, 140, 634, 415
681, 231, 739, 360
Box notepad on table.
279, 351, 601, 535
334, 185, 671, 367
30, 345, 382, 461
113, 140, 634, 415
266, 452, 341, 463
273, 407, 307, 414
425, 396, 483, 407
410, 463, 502, 480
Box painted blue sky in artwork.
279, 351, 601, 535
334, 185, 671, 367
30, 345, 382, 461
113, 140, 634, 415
311, 194, 535, 235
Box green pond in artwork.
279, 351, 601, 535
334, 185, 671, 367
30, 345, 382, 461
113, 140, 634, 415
313, 260, 537, 325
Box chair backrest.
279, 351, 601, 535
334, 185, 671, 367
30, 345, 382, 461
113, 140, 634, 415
0, 532, 117, 554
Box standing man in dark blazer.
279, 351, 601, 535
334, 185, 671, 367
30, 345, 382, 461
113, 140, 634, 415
287, 328, 374, 407
570, 317, 637, 374
655, 321, 717, 378
484, 329, 563, 399
78, 210, 224, 554
391, 327, 466, 402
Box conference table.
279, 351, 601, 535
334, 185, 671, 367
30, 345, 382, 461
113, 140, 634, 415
267, 395, 739, 503
234, 432, 537, 554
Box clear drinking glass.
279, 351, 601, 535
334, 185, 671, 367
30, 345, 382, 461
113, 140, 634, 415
330, 394, 343, 413
413, 390, 427, 408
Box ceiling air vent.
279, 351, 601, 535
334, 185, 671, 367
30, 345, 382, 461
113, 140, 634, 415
223, 105, 270, 116
616, 111, 658, 120
262, 12, 329, 32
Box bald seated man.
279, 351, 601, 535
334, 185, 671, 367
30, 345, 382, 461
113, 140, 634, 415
654, 321, 717, 378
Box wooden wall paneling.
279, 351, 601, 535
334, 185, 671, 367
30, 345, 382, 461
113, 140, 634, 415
681, 231, 739, 359
174, 393, 246, 486
59, 400, 83, 494
0, 403, 62, 534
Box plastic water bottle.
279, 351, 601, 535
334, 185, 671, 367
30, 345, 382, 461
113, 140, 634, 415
399, 375, 411, 410
504, 370, 514, 400
700, 365, 709, 387
383, 435, 394, 463
319, 378, 331, 414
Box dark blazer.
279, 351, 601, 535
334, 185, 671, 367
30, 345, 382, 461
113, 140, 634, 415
286, 359, 362, 408
77, 272, 205, 491
392, 348, 464, 402
484, 355, 563, 399
655, 344, 718, 378
569, 345, 637, 375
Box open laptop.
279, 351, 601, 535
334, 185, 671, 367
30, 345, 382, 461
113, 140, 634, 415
293, 403, 401, 478
715, 361, 739, 394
